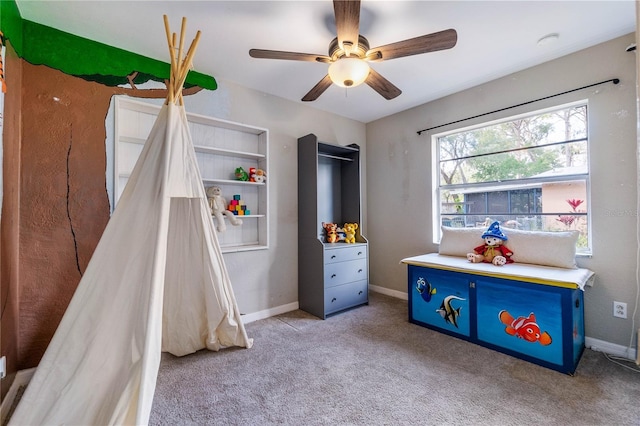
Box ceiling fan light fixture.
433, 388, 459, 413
328, 57, 370, 88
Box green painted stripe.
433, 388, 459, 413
1, 0, 216, 90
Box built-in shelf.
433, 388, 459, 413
194, 145, 266, 159
202, 178, 266, 186
114, 96, 269, 253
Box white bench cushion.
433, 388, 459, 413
438, 226, 579, 269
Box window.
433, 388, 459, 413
433, 102, 590, 253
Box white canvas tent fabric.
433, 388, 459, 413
9, 101, 253, 425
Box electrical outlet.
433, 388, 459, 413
0, 356, 5, 379
613, 301, 627, 319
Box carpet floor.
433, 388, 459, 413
150, 292, 640, 426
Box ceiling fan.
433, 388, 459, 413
249, 0, 457, 102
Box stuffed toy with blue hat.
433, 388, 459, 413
467, 221, 514, 266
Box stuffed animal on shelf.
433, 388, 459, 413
235, 167, 249, 181
252, 168, 266, 183
206, 186, 243, 232
322, 222, 339, 243
342, 222, 358, 244
467, 221, 513, 266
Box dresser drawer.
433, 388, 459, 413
324, 245, 367, 264
324, 280, 368, 315
324, 259, 367, 288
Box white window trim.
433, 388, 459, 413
431, 100, 591, 254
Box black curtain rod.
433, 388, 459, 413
416, 78, 620, 136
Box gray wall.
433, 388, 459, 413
365, 33, 638, 349
178, 81, 367, 316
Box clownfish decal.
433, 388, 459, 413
415, 277, 436, 302
499, 310, 552, 346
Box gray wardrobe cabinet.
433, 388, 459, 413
297, 133, 369, 319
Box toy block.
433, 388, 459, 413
245, 210, 251, 215
233, 194, 241, 201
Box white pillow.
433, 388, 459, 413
438, 226, 485, 257
438, 225, 579, 269
505, 228, 579, 269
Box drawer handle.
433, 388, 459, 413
331, 274, 337, 278
358, 252, 362, 255
331, 255, 337, 259
331, 297, 337, 302
358, 269, 363, 273
358, 290, 363, 295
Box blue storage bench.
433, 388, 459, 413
401, 253, 594, 375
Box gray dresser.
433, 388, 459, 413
297, 134, 369, 319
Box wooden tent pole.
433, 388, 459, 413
175, 17, 187, 102
175, 31, 201, 103
163, 15, 176, 104
162, 15, 201, 105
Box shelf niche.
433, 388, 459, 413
113, 96, 269, 253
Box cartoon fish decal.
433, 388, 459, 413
416, 277, 436, 302
499, 310, 552, 345
436, 295, 465, 328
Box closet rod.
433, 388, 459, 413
416, 78, 619, 136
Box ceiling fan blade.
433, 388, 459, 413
365, 68, 401, 100
333, 0, 360, 54
249, 49, 331, 63
302, 75, 333, 102
368, 28, 457, 61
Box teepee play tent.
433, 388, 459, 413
9, 17, 253, 426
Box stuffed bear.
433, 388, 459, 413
322, 222, 339, 243
206, 186, 243, 232
342, 222, 358, 244
251, 168, 266, 183
467, 221, 514, 266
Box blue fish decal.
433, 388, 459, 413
415, 277, 436, 302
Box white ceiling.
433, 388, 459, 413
16, 1, 636, 123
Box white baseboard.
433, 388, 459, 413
586, 337, 638, 361
0, 367, 35, 425
369, 284, 408, 300
241, 301, 299, 324
240, 285, 404, 324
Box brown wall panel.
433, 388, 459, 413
1, 42, 23, 400
16, 61, 113, 368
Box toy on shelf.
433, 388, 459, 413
250, 168, 266, 183
466, 221, 514, 266
206, 186, 243, 233
227, 194, 251, 216
235, 166, 249, 181
322, 222, 339, 243
342, 222, 358, 244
